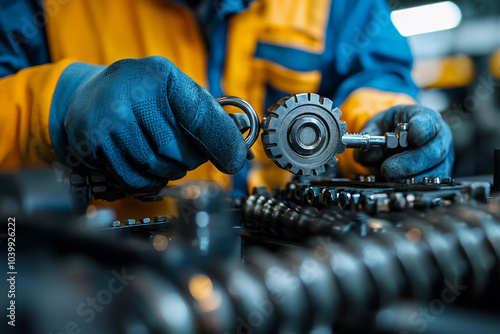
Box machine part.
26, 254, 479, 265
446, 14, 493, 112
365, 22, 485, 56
4, 170, 500, 334
229, 112, 256, 160
261, 93, 409, 175
463, 181, 491, 203
342, 132, 394, 149
321, 188, 336, 208
173, 269, 237, 334
358, 193, 390, 214
341, 123, 408, 149
174, 181, 236, 259
217, 96, 260, 150
261, 93, 347, 175
245, 248, 310, 334
494, 148, 500, 193
396, 123, 408, 148
0, 169, 77, 217
125, 218, 136, 225
242, 191, 500, 323
154, 215, 167, 222
281, 249, 341, 330
129, 269, 196, 334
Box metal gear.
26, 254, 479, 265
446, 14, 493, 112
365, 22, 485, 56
261, 93, 347, 176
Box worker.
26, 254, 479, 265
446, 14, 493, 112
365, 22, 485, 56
0, 0, 453, 214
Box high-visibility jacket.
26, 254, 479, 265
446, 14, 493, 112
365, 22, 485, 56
0, 0, 417, 218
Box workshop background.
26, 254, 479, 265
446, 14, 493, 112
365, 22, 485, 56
389, 0, 500, 177
2, 1, 500, 334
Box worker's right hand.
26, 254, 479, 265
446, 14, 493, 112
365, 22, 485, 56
49, 56, 247, 192
354, 104, 454, 181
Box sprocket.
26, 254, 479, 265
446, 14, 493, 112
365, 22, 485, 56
261, 93, 347, 176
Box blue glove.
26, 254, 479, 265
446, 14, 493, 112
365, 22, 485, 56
49, 56, 247, 192
354, 105, 454, 181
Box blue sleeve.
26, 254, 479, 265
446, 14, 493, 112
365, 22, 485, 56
0, 0, 50, 78
319, 0, 418, 106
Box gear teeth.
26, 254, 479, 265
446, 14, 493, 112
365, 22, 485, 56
274, 158, 288, 169
262, 132, 278, 145
293, 93, 309, 104
267, 103, 280, 114
312, 165, 326, 175
326, 156, 339, 168
309, 93, 320, 103
322, 97, 333, 110
265, 146, 282, 158
332, 107, 342, 119
263, 115, 282, 132
289, 165, 300, 174
261, 93, 344, 176
261, 116, 275, 132
277, 96, 290, 108
339, 120, 347, 134
267, 104, 279, 113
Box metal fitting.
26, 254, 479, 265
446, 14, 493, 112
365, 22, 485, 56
321, 188, 337, 208
396, 123, 409, 148
385, 132, 398, 149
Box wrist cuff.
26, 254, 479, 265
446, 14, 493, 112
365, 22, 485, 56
49, 62, 104, 164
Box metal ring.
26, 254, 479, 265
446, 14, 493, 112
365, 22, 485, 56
216, 96, 260, 150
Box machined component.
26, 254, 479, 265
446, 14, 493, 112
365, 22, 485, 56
242, 188, 500, 320
463, 181, 491, 203
7, 169, 500, 334
217, 96, 260, 150
125, 218, 136, 225
396, 123, 409, 148
306, 187, 321, 205
495, 148, 500, 192
358, 193, 390, 214
261, 93, 409, 176
261, 93, 347, 175
321, 188, 337, 208
341, 128, 408, 149
154, 215, 167, 222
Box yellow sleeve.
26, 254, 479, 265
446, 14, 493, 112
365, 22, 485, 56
337, 88, 416, 178
0, 59, 75, 168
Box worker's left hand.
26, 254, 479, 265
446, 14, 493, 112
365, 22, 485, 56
354, 105, 454, 181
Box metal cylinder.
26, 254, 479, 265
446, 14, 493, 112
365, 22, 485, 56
494, 148, 500, 193
342, 134, 386, 148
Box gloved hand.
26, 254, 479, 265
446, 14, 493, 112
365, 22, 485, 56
354, 105, 454, 181
49, 56, 247, 192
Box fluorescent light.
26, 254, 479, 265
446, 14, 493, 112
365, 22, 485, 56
391, 1, 462, 37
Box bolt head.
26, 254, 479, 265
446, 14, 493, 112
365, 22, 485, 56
385, 132, 398, 149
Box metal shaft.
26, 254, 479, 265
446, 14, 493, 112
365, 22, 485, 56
342, 133, 387, 149
342, 123, 409, 150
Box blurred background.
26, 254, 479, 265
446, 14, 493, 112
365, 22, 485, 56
388, 0, 500, 177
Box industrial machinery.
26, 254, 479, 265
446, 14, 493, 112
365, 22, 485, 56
1, 94, 500, 334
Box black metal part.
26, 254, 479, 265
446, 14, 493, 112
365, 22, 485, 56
4, 169, 500, 334
494, 148, 500, 192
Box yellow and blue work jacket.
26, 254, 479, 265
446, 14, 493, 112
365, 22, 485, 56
0, 0, 417, 218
